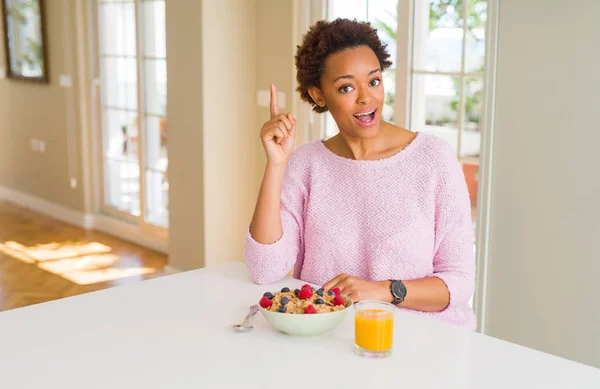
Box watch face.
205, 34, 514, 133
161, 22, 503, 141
391, 281, 406, 301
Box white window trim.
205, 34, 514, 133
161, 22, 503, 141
394, 0, 413, 128
473, 0, 499, 335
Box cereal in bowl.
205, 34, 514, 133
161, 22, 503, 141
259, 284, 347, 314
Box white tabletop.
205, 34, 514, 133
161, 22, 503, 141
1, 262, 599, 388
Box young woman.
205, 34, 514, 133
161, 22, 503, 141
245, 18, 476, 330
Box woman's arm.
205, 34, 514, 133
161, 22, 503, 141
245, 84, 304, 285
322, 275, 450, 312
324, 142, 474, 312
245, 162, 306, 285
249, 163, 286, 244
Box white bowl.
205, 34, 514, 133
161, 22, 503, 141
259, 297, 352, 336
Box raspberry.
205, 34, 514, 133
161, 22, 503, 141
333, 295, 345, 306
304, 305, 317, 314
259, 296, 273, 308
331, 288, 341, 296
301, 284, 312, 290
298, 287, 312, 299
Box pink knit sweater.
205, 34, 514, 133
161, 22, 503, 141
245, 132, 476, 330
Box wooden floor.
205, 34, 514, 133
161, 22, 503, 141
0, 200, 168, 312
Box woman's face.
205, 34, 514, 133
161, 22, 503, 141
310, 45, 385, 139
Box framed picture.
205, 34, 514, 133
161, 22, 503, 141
1, 0, 48, 83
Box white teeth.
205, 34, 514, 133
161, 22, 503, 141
354, 110, 375, 117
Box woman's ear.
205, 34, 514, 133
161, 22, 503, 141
308, 86, 326, 108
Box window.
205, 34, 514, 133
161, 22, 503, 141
411, 0, 486, 159
96, 0, 168, 230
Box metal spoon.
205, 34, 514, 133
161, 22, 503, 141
232, 304, 260, 332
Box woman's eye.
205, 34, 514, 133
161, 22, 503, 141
339, 85, 354, 94
370, 78, 381, 87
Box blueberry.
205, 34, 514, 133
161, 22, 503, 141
281, 287, 290, 293
294, 289, 300, 296
327, 291, 335, 297
263, 292, 274, 299
315, 298, 324, 305
311, 287, 316, 292
278, 306, 287, 313
316, 288, 324, 297
281, 297, 290, 305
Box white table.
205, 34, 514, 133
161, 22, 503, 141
1, 262, 599, 388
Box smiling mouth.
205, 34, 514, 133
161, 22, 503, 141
353, 109, 376, 124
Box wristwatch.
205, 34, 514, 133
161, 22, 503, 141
389, 280, 407, 305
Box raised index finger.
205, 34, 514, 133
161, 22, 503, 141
270, 83, 279, 118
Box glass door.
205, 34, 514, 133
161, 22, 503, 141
95, 0, 168, 235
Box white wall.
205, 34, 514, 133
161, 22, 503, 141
485, 0, 600, 368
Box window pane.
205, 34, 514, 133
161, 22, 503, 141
462, 158, 479, 215
144, 115, 167, 171
328, 0, 368, 20
142, 0, 166, 58
144, 59, 167, 116
411, 74, 460, 155
465, 0, 487, 73
368, 0, 398, 67
103, 109, 139, 161
105, 159, 140, 216
413, 0, 464, 72
461, 77, 483, 158
141, 0, 168, 228
145, 170, 169, 228
98, 3, 136, 56
382, 68, 395, 122
101, 57, 138, 110
324, 112, 338, 140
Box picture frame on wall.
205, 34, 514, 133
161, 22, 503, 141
1, 0, 48, 83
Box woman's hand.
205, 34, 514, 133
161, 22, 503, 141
322, 274, 392, 303
260, 83, 297, 166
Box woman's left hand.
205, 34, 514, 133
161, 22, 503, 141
322, 274, 392, 303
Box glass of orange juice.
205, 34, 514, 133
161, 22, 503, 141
354, 301, 395, 358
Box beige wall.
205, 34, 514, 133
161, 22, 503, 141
167, 0, 260, 270
201, 0, 259, 267
0, 0, 86, 212
165, 0, 206, 270
256, 0, 296, 160
485, 0, 600, 368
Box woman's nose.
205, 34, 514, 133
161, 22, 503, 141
356, 86, 371, 105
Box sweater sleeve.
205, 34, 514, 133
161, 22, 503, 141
431, 144, 476, 309
244, 159, 306, 285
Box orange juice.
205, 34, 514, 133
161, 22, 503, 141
354, 309, 394, 351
